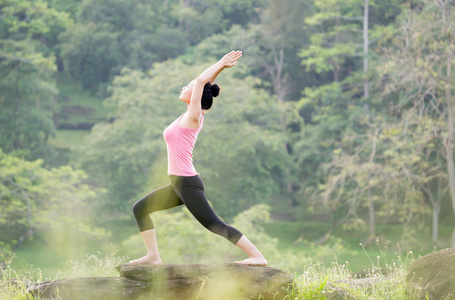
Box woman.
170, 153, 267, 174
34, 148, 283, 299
130, 50, 267, 266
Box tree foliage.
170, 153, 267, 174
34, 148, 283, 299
284, 0, 446, 247
0, 40, 57, 159
0, 0, 71, 159
377, 0, 455, 244
0, 149, 108, 256
60, 0, 267, 92
0, 0, 72, 56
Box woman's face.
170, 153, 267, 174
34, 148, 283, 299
179, 80, 195, 103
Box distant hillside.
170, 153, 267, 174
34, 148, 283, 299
48, 72, 113, 166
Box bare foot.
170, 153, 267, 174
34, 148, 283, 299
235, 256, 267, 266
129, 254, 162, 265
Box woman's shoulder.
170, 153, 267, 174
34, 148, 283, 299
179, 112, 203, 130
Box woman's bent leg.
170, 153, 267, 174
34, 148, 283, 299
130, 184, 183, 264
171, 175, 267, 266
132, 184, 183, 231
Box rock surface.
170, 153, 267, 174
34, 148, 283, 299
116, 263, 294, 299
28, 277, 157, 300
29, 263, 294, 300
406, 248, 455, 300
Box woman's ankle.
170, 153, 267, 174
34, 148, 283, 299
146, 253, 161, 260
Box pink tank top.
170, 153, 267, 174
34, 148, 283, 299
163, 114, 204, 176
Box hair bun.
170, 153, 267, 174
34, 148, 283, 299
211, 84, 220, 97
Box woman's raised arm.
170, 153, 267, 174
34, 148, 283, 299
199, 50, 243, 84
186, 51, 242, 124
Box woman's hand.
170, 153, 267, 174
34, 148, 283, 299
220, 50, 242, 68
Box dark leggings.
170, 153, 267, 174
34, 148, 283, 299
132, 175, 243, 245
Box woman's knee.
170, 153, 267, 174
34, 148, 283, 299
132, 201, 144, 219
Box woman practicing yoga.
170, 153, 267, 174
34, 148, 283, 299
130, 50, 267, 266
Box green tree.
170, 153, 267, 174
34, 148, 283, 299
295, 0, 406, 238
0, 0, 71, 159
383, 117, 446, 243
297, 0, 370, 233
45, 0, 83, 19
378, 0, 455, 245
172, 0, 224, 46
0, 149, 108, 256
59, 0, 273, 92
214, 0, 266, 27
60, 22, 123, 90
0, 40, 57, 160
319, 114, 432, 247
60, 0, 189, 92
0, 0, 72, 55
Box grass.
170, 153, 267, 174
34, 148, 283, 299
260, 220, 438, 272
1, 250, 125, 300
283, 260, 409, 299
9, 219, 441, 278
55, 72, 112, 126
48, 129, 89, 150
2, 217, 441, 299
48, 72, 113, 164
1, 242, 417, 300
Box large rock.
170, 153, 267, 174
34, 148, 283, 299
406, 248, 455, 300
29, 263, 294, 300
116, 263, 293, 299
28, 277, 158, 300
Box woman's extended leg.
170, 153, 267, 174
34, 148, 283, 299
130, 183, 183, 264
170, 175, 267, 266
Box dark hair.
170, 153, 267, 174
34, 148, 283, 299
201, 82, 220, 110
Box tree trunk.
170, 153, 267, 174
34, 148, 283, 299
363, 0, 369, 113
364, 0, 374, 240
333, 15, 340, 82
422, 182, 442, 242
267, 42, 297, 206
433, 203, 440, 242
445, 47, 455, 247
368, 192, 375, 238
12, 193, 35, 252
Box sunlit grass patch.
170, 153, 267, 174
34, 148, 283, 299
1, 249, 127, 299
48, 130, 89, 150
282, 241, 415, 300
55, 72, 111, 124
55, 248, 128, 279
283, 262, 408, 299
0, 254, 43, 300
